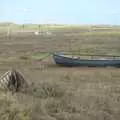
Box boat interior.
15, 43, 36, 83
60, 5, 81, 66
58, 54, 120, 60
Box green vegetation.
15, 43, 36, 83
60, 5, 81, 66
29, 53, 50, 60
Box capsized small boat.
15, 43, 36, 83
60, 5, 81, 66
53, 52, 120, 67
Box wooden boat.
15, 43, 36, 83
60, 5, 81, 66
53, 53, 120, 67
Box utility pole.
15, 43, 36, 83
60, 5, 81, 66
7, 23, 12, 40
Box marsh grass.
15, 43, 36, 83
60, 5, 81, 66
0, 69, 120, 120
0, 25, 120, 119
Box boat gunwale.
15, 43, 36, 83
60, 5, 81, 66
53, 53, 120, 61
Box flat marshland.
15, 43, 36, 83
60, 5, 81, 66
0, 24, 120, 120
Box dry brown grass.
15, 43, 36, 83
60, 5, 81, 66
0, 25, 120, 120
0, 67, 119, 120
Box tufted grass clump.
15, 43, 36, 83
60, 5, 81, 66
28, 81, 66, 99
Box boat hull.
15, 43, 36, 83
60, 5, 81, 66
53, 53, 120, 67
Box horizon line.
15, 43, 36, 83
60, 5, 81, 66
0, 21, 120, 26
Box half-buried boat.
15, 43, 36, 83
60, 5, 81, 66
53, 53, 120, 67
